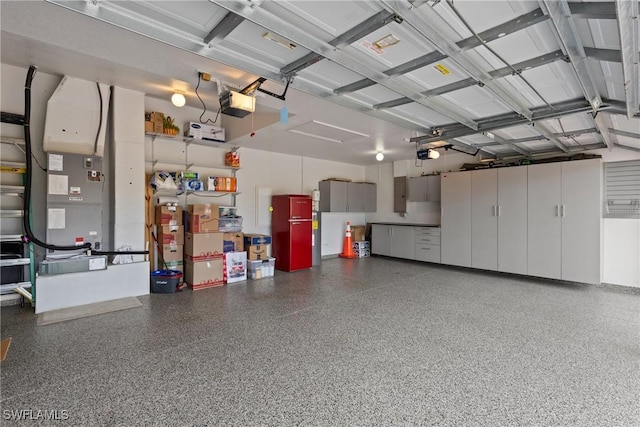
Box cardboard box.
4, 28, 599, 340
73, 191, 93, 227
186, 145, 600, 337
223, 232, 244, 253
185, 122, 225, 142
157, 225, 184, 245
185, 258, 224, 289
351, 225, 366, 242
144, 117, 154, 133
155, 206, 183, 226
160, 244, 183, 263
205, 176, 237, 192
225, 251, 247, 284
187, 204, 220, 233
244, 234, 272, 246
353, 241, 370, 258
225, 151, 240, 168
185, 232, 223, 260
149, 112, 164, 133
247, 244, 270, 260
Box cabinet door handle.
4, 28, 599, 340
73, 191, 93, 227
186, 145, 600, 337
498, 206, 501, 217
561, 205, 566, 217
555, 205, 559, 217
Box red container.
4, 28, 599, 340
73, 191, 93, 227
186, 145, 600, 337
271, 194, 312, 272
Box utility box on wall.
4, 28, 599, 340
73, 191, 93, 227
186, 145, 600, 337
46, 152, 103, 256
394, 176, 407, 213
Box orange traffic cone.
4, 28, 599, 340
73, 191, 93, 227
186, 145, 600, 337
339, 221, 358, 259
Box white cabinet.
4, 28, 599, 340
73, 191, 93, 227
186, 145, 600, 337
319, 181, 376, 212
371, 224, 392, 256
471, 169, 498, 271
319, 180, 347, 212
561, 160, 601, 284
497, 166, 528, 275
415, 227, 441, 263
527, 159, 601, 284
441, 171, 472, 267
408, 175, 441, 202
527, 162, 563, 280
371, 224, 415, 260
469, 167, 528, 274
390, 226, 415, 260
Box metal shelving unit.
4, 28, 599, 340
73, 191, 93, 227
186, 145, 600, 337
0, 136, 35, 306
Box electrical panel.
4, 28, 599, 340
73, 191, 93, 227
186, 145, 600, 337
46, 152, 103, 257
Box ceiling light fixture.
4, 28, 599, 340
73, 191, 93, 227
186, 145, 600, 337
428, 149, 440, 159
263, 32, 296, 50
373, 34, 401, 50
171, 91, 186, 108
376, 152, 384, 161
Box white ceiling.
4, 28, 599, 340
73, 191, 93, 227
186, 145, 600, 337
1, 0, 638, 165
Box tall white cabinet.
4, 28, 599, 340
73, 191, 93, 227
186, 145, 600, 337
527, 159, 601, 284
441, 159, 600, 284
441, 171, 472, 267
497, 166, 528, 275
471, 169, 498, 270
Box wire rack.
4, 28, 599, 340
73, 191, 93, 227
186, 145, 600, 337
604, 200, 640, 218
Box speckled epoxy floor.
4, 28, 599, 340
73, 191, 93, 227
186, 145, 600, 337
1, 257, 639, 426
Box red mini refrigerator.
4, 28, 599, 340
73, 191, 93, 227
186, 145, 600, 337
271, 194, 313, 272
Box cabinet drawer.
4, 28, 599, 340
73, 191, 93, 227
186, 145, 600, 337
415, 244, 441, 263
414, 235, 441, 245
414, 227, 441, 236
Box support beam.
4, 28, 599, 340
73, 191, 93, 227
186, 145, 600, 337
334, 79, 376, 95
614, 0, 640, 118
541, 0, 603, 113
483, 127, 599, 146
373, 97, 413, 110
584, 47, 622, 63
531, 122, 570, 153
456, 8, 549, 51
593, 114, 615, 149
568, 2, 617, 20
608, 128, 640, 140
383, 0, 534, 120
491, 133, 532, 156
204, 11, 244, 44
614, 143, 640, 152
331, 10, 401, 48
410, 98, 594, 144
489, 50, 566, 78
423, 78, 477, 97
449, 138, 496, 158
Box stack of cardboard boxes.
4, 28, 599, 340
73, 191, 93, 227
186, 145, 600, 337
155, 206, 184, 277
351, 225, 370, 258
184, 204, 225, 290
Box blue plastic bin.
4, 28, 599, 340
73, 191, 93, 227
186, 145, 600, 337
150, 269, 183, 294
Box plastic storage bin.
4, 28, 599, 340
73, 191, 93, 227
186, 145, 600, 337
247, 257, 275, 280
150, 269, 183, 293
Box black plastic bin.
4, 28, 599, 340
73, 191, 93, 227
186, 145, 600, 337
150, 270, 183, 294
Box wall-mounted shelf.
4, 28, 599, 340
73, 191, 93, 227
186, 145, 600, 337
145, 132, 237, 150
